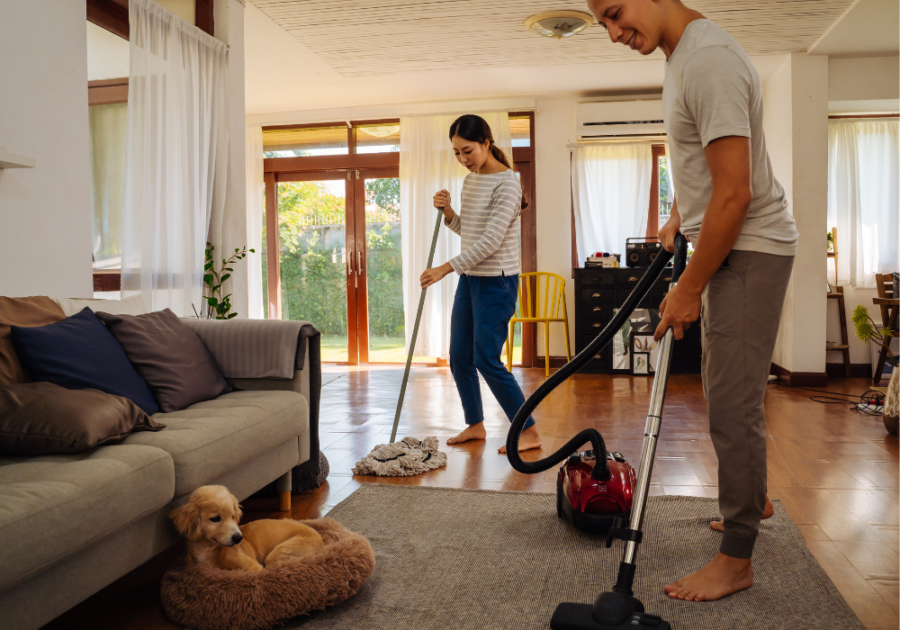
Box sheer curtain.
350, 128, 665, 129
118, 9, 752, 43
827, 119, 899, 289
121, 0, 229, 315
89, 103, 128, 264
572, 143, 652, 263
245, 124, 264, 319
399, 112, 512, 358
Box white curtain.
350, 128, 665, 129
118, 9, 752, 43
572, 143, 651, 263
399, 112, 512, 358
121, 0, 229, 315
827, 119, 900, 289
245, 124, 264, 318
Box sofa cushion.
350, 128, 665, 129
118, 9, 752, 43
0, 382, 164, 456
96, 309, 230, 413
0, 296, 66, 387
50, 294, 149, 317
124, 391, 308, 497
0, 445, 175, 592
10, 308, 160, 415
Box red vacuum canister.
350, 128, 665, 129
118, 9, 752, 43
557, 450, 636, 533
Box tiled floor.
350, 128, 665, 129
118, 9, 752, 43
45, 366, 899, 629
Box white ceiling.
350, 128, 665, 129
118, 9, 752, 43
243, 0, 899, 119
251, 0, 854, 77
809, 0, 900, 57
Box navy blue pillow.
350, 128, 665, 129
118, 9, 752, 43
10, 308, 160, 415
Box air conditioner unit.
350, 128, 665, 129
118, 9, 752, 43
576, 100, 665, 140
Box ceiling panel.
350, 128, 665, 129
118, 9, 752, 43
252, 0, 855, 77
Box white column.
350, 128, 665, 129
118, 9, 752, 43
764, 52, 829, 375
212, 0, 251, 318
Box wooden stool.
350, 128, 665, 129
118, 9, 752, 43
827, 286, 852, 377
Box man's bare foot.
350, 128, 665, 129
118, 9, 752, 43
498, 425, 542, 454
446, 423, 487, 445
711, 494, 774, 532
664, 552, 753, 601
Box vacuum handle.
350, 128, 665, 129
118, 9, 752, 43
671, 233, 688, 283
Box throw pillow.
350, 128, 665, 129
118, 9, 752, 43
0, 296, 66, 386
0, 382, 164, 456
10, 308, 160, 415
95, 309, 230, 413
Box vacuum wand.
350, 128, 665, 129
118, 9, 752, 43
390, 207, 445, 443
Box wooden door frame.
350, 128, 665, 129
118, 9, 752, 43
511, 111, 537, 368
353, 166, 400, 364
265, 168, 360, 365
646, 145, 666, 238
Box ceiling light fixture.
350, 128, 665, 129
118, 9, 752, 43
525, 10, 595, 39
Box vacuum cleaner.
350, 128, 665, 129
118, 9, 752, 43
506, 233, 689, 630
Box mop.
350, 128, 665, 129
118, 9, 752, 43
352, 208, 449, 477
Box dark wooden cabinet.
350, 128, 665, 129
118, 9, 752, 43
574, 267, 702, 374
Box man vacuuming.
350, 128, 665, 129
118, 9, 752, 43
586, 0, 798, 602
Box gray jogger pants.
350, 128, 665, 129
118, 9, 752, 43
701, 249, 794, 559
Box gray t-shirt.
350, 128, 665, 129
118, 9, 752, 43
663, 19, 798, 256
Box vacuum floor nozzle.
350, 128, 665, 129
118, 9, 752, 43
550, 603, 671, 630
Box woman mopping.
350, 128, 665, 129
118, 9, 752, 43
419, 114, 541, 454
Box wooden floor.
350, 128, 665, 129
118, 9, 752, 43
45, 366, 899, 630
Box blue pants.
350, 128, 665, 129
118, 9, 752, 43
449, 273, 536, 430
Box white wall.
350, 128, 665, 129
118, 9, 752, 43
534, 98, 579, 358
763, 53, 829, 375
0, 1, 93, 298
828, 56, 900, 102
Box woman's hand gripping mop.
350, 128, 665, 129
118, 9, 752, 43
352, 208, 449, 477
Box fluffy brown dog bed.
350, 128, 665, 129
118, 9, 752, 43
160, 519, 375, 630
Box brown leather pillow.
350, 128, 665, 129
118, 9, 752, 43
0, 297, 66, 386
95, 309, 230, 413
0, 382, 164, 455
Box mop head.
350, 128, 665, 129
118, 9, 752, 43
352, 436, 448, 477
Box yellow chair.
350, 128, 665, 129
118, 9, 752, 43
506, 272, 571, 377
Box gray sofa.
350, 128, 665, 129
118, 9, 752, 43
0, 320, 322, 630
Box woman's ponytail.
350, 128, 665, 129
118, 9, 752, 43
450, 114, 529, 212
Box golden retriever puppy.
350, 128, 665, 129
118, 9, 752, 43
168, 485, 324, 572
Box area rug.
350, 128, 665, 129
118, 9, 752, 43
287, 485, 864, 630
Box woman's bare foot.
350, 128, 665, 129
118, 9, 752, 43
664, 552, 753, 601
711, 494, 774, 532
498, 425, 542, 454
446, 423, 487, 445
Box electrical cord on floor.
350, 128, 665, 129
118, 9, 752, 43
773, 382, 886, 416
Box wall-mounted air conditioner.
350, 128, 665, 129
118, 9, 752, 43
576, 100, 665, 140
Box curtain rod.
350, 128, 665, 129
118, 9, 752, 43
568, 136, 668, 147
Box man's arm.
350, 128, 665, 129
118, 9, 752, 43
653, 135, 752, 341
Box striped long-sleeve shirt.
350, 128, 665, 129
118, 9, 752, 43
447, 170, 521, 277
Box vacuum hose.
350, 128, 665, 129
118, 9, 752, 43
506, 235, 688, 481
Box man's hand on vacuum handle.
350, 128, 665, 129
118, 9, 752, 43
654, 136, 753, 342
658, 199, 682, 253
433, 189, 456, 223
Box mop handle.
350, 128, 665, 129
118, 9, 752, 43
390, 207, 445, 443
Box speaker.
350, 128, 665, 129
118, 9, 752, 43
625, 238, 663, 268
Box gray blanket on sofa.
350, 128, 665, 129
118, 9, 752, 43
183, 319, 317, 379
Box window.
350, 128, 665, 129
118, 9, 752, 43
89, 102, 127, 269
571, 143, 671, 268
262, 125, 349, 157
355, 123, 400, 154
510, 115, 531, 147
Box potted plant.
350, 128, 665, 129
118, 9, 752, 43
852, 305, 898, 435
202, 243, 255, 320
